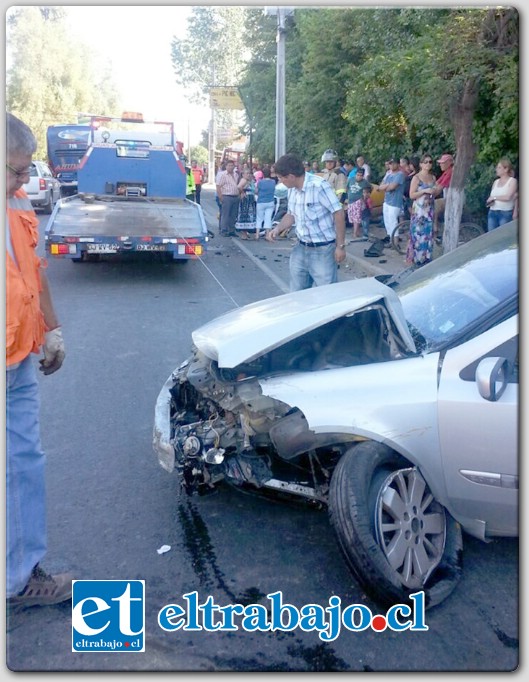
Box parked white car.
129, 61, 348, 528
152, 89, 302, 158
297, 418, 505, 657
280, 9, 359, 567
23, 160, 61, 213
153, 221, 518, 609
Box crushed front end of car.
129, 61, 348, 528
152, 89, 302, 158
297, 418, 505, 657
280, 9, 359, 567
153, 345, 342, 505
153, 279, 417, 506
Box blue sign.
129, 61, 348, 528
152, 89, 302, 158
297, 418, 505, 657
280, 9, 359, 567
72, 580, 145, 652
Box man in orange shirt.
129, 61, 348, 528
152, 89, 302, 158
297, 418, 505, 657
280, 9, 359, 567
6, 112, 71, 608
191, 159, 204, 205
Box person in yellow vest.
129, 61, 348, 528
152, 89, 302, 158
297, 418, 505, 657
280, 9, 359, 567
6, 112, 72, 607
186, 164, 196, 202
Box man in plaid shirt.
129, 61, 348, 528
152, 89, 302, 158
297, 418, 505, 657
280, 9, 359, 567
267, 154, 346, 291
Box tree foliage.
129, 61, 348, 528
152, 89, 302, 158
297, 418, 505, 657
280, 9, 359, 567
6, 7, 120, 159
167, 6, 518, 222
242, 7, 518, 224
7, 5, 518, 227
190, 145, 208, 166
170, 6, 249, 133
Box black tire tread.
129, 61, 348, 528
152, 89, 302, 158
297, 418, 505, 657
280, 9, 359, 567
329, 441, 463, 609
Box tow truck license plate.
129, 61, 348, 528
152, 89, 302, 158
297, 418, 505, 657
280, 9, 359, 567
87, 244, 119, 253
136, 244, 166, 251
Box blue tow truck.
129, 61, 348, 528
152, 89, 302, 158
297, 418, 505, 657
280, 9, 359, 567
45, 112, 208, 263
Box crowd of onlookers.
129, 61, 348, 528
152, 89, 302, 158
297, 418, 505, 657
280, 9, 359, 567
214, 159, 289, 238
213, 149, 518, 268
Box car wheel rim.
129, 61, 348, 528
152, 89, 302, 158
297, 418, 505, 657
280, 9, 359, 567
374, 467, 446, 589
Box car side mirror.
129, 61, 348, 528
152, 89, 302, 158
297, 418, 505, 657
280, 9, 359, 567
475, 357, 509, 402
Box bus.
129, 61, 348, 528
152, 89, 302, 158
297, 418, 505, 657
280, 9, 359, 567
46, 124, 91, 196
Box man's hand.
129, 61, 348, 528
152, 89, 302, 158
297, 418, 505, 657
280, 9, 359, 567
335, 245, 347, 264
39, 327, 65, 375
267, 214, 294, 242
266, 226, 279, 242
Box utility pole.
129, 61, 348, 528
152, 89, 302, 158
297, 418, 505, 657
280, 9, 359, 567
264, 7, 293, 160
208, 65, 216, 185
275, 7, 287, 161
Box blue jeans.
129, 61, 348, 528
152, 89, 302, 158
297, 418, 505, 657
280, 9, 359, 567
6, 356, 47, 596
289, 241, 338, 292
361, 216, 370, 238
487, 209, 513, 231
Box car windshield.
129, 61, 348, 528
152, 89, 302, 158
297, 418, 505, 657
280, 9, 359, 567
393, 222, 518, 350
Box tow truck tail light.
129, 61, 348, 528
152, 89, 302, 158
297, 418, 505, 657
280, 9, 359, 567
50, 244, 77, 255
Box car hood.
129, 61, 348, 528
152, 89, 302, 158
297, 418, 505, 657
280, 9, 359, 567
192, 278, 416, 367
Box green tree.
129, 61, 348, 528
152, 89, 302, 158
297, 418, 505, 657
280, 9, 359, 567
6, 6, 119, 159
240, 7, 518, 235
190, 145, 208, 166
237, 10, 278, 164
170, 6, 249, 135
341, 7, 518, 247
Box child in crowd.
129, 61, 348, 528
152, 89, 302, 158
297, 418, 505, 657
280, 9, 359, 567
361, 185, 373, 240
346, 167, 370, 238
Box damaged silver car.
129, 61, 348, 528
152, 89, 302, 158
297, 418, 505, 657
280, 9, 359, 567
153, 221, 518, 609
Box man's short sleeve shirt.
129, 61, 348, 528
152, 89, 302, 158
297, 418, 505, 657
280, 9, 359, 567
288, 173, 342, 242
384, 171, 405, 209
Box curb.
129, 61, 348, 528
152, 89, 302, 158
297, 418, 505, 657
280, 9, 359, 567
345, 251, 390, 277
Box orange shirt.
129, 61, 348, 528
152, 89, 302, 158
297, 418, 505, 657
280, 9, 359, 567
191, 167, 203, 185
6, 189, 46, 365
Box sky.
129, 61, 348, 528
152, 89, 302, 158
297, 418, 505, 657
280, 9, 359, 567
64, 6, 212, 148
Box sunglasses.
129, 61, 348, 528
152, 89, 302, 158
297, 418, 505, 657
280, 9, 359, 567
6, 162, 32, 179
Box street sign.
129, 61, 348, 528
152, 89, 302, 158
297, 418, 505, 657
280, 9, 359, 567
217, 128, 234, 141
209, 87, 244, 110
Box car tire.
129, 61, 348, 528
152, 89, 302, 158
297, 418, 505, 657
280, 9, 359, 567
328, 441, 463, 609
42, 191, 54, 214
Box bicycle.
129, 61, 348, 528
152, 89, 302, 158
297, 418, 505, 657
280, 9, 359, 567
391, 216, 484, 255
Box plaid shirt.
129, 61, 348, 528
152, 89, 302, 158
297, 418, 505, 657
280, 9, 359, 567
288, 173, 342, 243
216, 170, 239, 196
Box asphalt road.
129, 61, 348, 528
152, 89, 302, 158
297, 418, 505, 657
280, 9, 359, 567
5, 194, 519, 674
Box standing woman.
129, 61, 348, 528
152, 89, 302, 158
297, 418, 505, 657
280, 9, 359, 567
254, 167, 276, 239
486, 158, 518, 231
406, 154, 437, 266
235, 169, 257, 239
